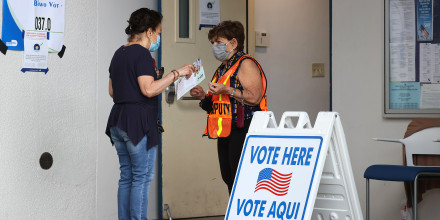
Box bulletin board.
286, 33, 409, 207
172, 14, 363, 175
385, 0, 440, 118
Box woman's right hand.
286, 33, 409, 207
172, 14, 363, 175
190, 85, 206, 100
176, 64, 195, 79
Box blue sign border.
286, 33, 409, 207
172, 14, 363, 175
225, 135, 324, 220
2, 0, 25, 50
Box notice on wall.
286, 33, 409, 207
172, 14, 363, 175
389, 0, 416, 82
420, 84, 440, 108
419, 43, 440, 83
390, 42, 416, 81
199, 0, 220, 29
2, 0, 65, 52
390, 0, 416, 43
21, 31, 49, 74
390, 82, 421, 109
417, 0, 433, 41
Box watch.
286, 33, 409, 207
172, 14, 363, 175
230, 88, 236, 97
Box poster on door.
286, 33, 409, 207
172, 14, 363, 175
199, 0, 220, 29
2, 0, 65, 52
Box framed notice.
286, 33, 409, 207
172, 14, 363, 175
385, 0, 440, 117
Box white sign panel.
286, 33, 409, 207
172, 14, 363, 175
2, 0, 65, 52
226, 135, 323, 220
225, 111, 364, 220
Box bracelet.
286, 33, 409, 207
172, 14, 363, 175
174, 69, 181, 78
171, 70, 178, 81
171, 71, 176, 81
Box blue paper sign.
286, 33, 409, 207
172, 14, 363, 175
390, 82, 421, 109
417, 0, 433, 41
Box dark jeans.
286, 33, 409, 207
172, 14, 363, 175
217, 119, 252, 194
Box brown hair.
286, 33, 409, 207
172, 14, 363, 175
125, 8, 163, 41
208, 21, 245, 51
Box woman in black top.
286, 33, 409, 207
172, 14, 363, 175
105, 8, 194, 220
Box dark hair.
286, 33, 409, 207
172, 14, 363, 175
125, 8, 163, 41
208, 21, 245, 51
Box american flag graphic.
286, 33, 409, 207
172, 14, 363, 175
420, 25, 430, 39
254, 168, 292, 196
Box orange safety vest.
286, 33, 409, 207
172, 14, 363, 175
204, 55, 267, 139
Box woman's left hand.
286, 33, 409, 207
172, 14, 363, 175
208, 83, 231, 95
190, 85, 207, 100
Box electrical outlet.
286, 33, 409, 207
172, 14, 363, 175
312, 63, 325, 77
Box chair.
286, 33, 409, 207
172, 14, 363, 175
364, 126, 440, 220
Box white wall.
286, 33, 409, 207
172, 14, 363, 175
0, 1, 159, 219
333, 0, 440, 219
254, 0, 330, 122
97, 1, 159, 219
0, 1, 97, 219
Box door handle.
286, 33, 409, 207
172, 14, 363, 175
165, 83, 175, 104
181, 97, 199, 100
165, 83, 199, 103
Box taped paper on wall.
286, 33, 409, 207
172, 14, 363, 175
21, 31, 49, 74
2, 0, 65, 52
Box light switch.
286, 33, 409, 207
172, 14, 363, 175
312, 63, 325, 77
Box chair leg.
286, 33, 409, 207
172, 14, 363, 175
414, 177, 418, 220
366, 178, 370, 220
409, 182, 414, 204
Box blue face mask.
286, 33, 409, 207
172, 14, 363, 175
149, 33, 160, 52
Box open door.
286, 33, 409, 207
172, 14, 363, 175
160, 0, 254, 218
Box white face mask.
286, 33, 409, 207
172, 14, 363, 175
212, 41, 234, 62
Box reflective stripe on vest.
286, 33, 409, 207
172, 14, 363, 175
203, 55, 268, 139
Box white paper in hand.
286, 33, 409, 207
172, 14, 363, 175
175, 58, 205, 100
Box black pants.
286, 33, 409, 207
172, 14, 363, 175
217, 119, 251, 194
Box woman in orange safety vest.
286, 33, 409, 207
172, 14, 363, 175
190, 21, 267, 194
